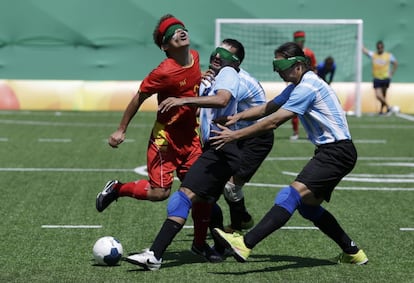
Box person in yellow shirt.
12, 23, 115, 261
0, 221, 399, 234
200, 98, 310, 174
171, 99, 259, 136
363, 41, 398, 115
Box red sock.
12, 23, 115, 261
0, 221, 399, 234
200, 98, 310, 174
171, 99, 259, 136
292, 116, 299, 134
118, 180, 150, 199
192, 202, 213, 247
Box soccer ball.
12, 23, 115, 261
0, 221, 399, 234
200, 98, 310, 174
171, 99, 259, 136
390, 105, 400, 114
92, 236, 123, 266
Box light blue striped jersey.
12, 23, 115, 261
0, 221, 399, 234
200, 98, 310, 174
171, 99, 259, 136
281, 71, 351, 145
236, 69, 267, 128
199, 66, 240, 144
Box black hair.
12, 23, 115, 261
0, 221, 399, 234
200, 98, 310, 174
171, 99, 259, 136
274, 42, 310, 70
274, 42, 305, 58
222, 38, 245, 63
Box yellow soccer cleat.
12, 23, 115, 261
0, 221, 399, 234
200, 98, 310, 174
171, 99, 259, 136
336, 249, 368, 265
213, 228, 251, 262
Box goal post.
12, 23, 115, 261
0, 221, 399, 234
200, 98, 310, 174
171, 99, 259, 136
215, 19, 364, 117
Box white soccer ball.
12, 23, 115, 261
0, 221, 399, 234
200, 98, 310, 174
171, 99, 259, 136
92, 236, 123, 266
390, 105, 400, 113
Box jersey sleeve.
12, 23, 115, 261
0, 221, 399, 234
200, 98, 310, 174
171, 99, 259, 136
272, 83, 295, 107
282, 84, 315, 115
139, 66, 167, 94
214, 67, 240, 99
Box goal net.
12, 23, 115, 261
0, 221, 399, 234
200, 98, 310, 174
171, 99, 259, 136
215, 19, 363, 116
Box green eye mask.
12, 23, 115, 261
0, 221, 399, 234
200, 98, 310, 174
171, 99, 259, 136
210, 47, 240, 63
162, 24, 186, 44
273, 56, 306, 72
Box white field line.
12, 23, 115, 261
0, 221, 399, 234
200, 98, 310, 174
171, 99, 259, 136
396, 112, 414, 121
368, 162, 414, 167
0, 137, 8, 142
353, 139, 386, 144
1, 166, 413, 191
281, 171, 414, 183
41, 225, 102, 229
400, 228, 414, 231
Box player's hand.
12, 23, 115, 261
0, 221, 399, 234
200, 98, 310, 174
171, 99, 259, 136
108, 130, 125, 148
210, 124, 236, 149
159, 97, 184, 113
201, 69, 215, 85
213, 114, 239, 126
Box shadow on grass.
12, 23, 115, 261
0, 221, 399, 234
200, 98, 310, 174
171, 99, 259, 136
123, 250, 336, 273
209, 254, 337, 275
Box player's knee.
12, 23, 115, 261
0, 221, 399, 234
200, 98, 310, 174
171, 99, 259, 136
274, 186, 302, 215
223, 181, 244, 202
148, 187, 171, 201
167, 191, 191, 219
297, 204, 325, 222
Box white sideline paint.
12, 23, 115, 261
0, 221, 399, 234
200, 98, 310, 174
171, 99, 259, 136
41, 225, 102, 229
400, 228, 414, 231
281, 171, 414, 183
0, 137, 8, 142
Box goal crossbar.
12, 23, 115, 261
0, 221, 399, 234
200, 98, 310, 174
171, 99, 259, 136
215, 18, 364, 117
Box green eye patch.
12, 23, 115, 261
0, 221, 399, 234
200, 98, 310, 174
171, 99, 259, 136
273, 56, 306, 72
162, 24, 186, 44
210, 47, 240, 63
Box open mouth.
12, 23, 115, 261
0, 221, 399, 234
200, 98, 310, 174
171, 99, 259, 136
174, 30, 189, 41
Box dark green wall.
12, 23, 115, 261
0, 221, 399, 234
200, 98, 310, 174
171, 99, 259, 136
0, 0, 411, 82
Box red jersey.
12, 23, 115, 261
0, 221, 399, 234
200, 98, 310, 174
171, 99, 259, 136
139, 49, 201, 150
304, 47, 317, 70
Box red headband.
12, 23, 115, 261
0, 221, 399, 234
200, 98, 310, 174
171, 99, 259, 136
293, 31, 306, 38
156, 17, 185, 47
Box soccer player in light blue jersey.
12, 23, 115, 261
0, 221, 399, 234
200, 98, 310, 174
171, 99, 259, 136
211, 41, 368, 265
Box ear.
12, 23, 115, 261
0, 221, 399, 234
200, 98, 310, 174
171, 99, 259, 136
161, 43, 169, 51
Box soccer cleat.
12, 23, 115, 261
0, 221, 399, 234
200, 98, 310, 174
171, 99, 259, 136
290, 134, 299, 141
212, 228, 251, 263
191, 242, 223, 263
125, 249, 162, 271
224, 218, 254, 233
335, 249, 368, 265
96, 180, 120, 212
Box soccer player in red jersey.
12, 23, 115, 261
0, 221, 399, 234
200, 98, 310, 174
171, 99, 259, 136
289, 30, 317, 140
96, 14, 202, 211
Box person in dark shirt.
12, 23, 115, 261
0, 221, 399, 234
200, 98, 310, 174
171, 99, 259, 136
317, 56, 336, 85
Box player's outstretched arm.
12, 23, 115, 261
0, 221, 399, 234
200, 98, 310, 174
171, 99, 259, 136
108, 90, 151, 148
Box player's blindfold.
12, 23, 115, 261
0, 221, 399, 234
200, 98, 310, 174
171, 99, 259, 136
273, 56, 307, 72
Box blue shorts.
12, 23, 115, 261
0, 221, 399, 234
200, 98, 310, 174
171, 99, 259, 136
373, 78, 390, 89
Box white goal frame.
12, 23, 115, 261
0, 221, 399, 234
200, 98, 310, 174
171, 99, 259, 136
215, 18, 364, 117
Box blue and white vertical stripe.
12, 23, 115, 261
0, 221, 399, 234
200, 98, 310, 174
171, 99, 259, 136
281, 71, 351, 145
236, 69, 267, 129
199, 66, 239, 144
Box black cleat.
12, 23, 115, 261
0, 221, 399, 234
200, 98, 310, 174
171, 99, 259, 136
191, 242, 223, 263
96, 180, 120, 212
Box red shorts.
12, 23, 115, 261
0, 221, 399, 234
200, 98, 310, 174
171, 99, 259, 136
146, 133, 202, 189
